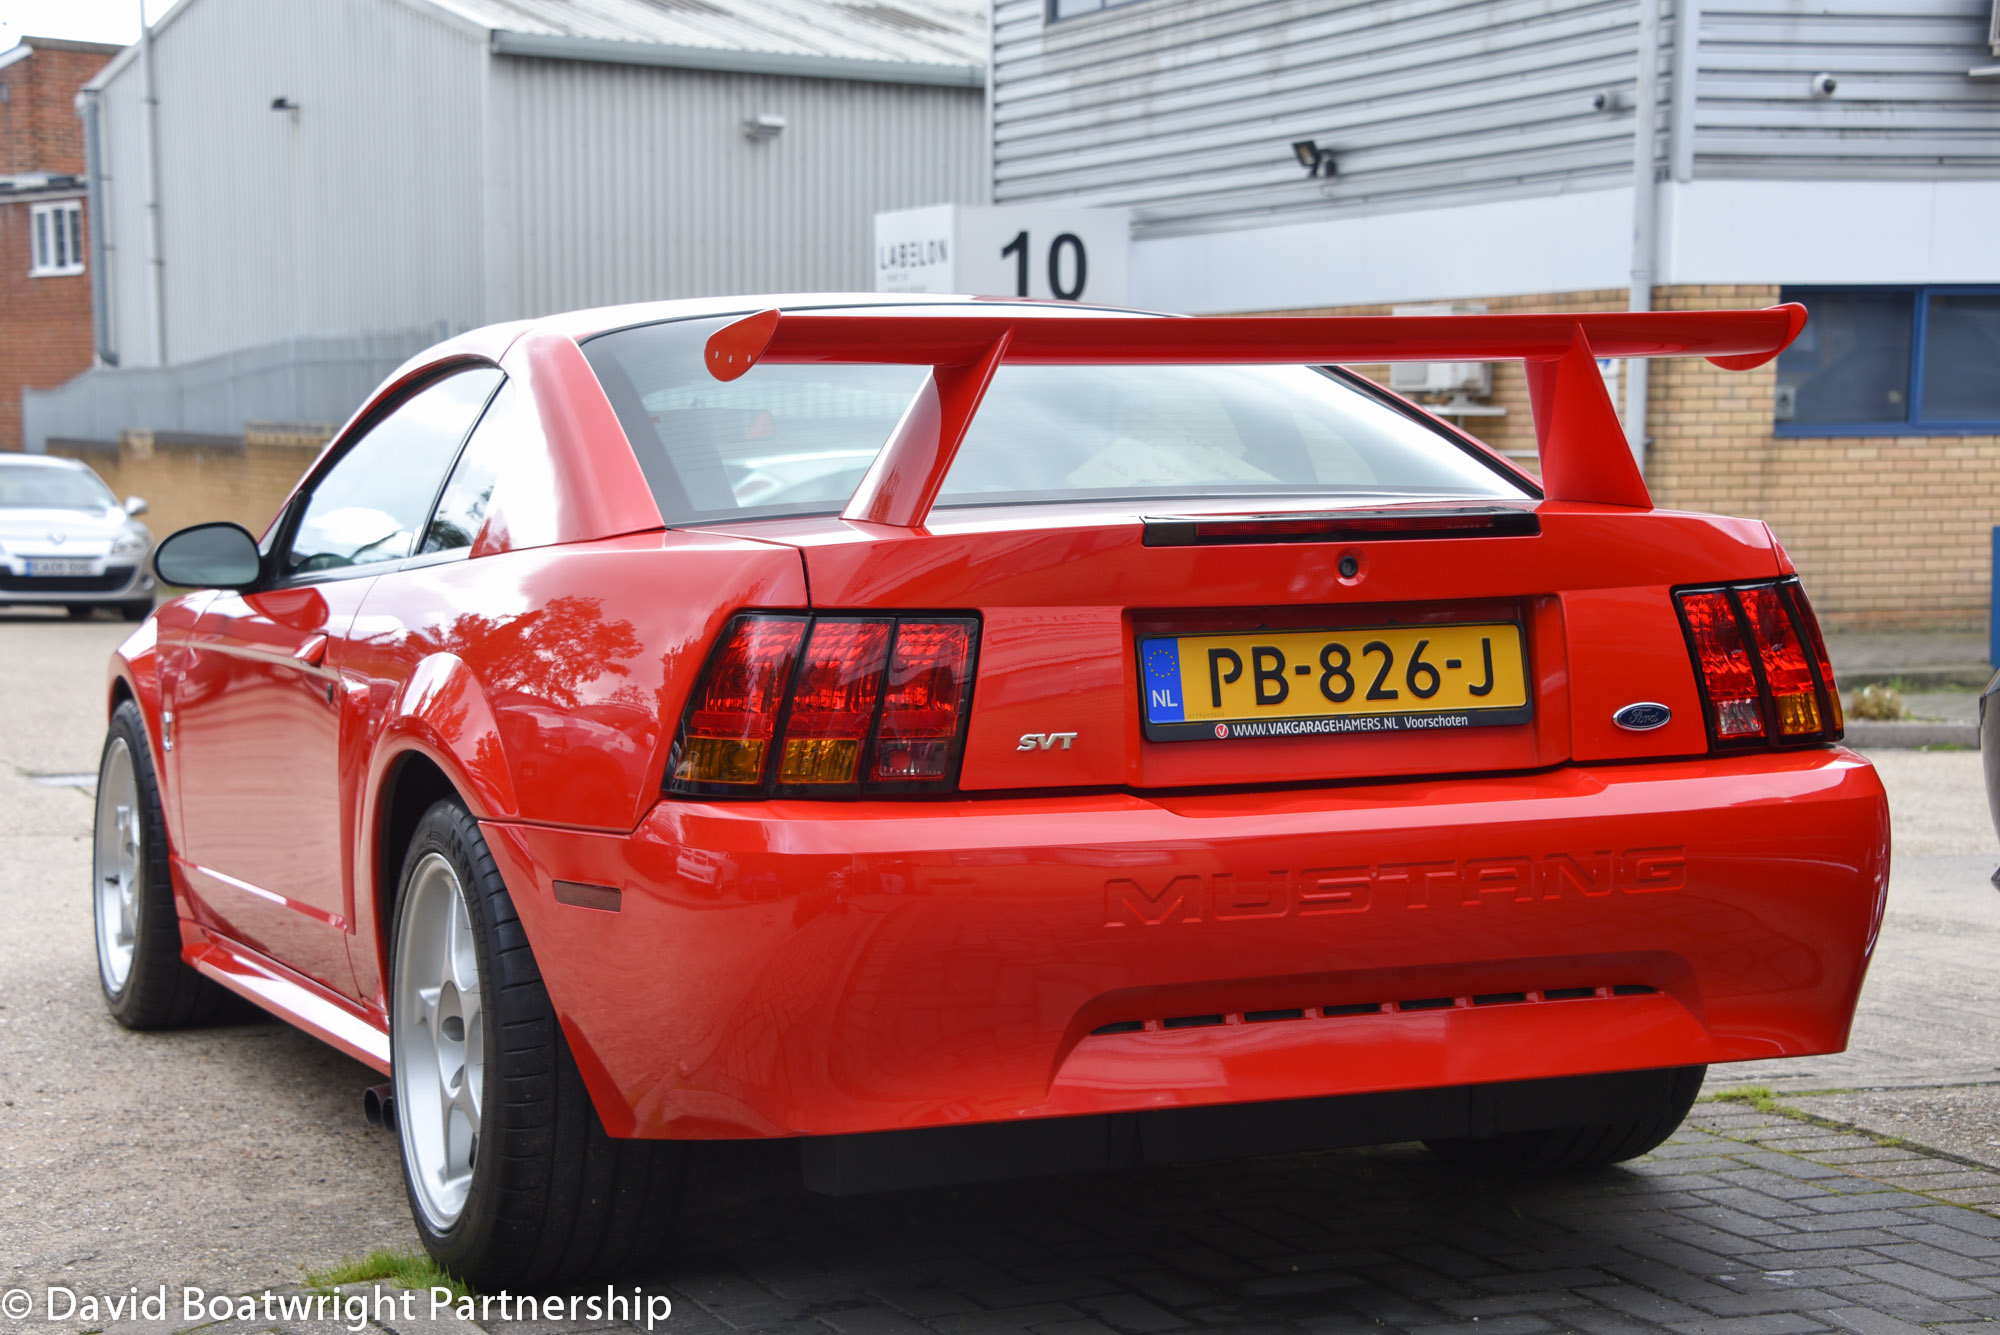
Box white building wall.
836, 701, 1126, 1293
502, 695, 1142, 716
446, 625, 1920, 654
487, 56, 984, 319
92, 0, 488, 367
1127, 178, 2000, 314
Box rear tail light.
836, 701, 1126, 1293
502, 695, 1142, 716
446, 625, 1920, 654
1674, 579, 1842, 749
669, 613, 979, 798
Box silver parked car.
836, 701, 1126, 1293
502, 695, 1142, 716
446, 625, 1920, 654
0, 455, 156, 620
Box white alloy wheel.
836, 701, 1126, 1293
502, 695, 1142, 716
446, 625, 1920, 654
393, 852, 487, 1232
93, 736, 142, 994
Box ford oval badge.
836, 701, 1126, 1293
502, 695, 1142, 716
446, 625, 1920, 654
1613, 702, 1672, 732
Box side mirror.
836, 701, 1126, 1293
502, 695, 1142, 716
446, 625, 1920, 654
153, 522, 261, 590
124, 496, 149, 518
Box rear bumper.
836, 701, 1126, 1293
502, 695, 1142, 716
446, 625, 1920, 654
482, 748, 1888, 1140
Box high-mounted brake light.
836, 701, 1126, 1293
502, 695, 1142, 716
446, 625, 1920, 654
1143, 507, 1540, 547
668, 613, 980, 798
1674, 579, 1842, 750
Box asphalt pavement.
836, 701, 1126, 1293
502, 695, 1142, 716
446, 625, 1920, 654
5, 608, 2000, 1335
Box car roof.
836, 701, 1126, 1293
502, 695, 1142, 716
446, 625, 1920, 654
533, 292, 1159, 343
0, 453, 89, 470
382, 294, 1165, 398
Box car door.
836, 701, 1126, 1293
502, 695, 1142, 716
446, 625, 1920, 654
171, 366, 503, 996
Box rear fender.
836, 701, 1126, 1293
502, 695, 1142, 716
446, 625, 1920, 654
349, 655, 517, 1003
378, 652, 519, 821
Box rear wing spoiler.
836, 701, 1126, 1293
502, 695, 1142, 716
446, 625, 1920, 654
703, 304, 1808, 527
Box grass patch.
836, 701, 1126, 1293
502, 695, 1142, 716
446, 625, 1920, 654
1700, 1089, 1923, 1154
304, 1248, 468, 1300
1705, 1085, 1785, 1114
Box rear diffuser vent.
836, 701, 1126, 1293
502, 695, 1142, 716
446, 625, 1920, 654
1088, 984, 1656, 1037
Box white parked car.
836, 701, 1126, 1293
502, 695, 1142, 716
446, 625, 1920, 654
0, 455, 156, 620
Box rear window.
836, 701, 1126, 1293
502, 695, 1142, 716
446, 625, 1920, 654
583, 310, 1529, 525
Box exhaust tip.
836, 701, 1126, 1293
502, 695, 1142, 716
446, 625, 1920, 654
363, 1082, 395, 1130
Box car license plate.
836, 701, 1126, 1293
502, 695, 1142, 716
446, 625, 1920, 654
25, 559, 98, 577
1139, 622, 1530, 741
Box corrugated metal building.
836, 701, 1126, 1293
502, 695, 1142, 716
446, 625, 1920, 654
993, 0, 1998, 311
80, 0, 985, 372
991, 0, 2000, 630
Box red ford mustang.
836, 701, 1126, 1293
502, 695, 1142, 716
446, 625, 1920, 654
95, 295, 1888, 1286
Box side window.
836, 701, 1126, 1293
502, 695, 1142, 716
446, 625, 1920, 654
421, 380, 518, 554
286, 367, 502, 575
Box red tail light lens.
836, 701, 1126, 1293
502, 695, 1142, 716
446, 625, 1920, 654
1678, 591, 1764, 740
1674, 579, 1842, 749
672, 616, 808, 789
1740, 586, 1821, 737
777, 620, 892, 787
872, 621, 975, 786
669, 613, 979, 798
1785, 583, 1844, 734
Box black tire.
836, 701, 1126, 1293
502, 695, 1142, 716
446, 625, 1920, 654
390, 800, 682, 1291
94, 700, 237, 1028
65, 604, 95, 619
121, 600, 153, 623
1424, 1065, 1707, 1173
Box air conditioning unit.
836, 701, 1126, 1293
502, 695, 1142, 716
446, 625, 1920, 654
1389, 359, 1492, 395
1388, 302, 1493, 397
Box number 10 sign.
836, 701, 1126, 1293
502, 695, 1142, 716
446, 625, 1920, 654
873, 204, 1131, 304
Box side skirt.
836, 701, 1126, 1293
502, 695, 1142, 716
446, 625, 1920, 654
182, 930, 391, 1074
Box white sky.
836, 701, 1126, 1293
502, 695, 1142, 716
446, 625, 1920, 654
0, 0, 185, 53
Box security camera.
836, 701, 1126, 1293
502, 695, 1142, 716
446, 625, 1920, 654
1591, 88, 1627, 113
1809, 73, 1838, 98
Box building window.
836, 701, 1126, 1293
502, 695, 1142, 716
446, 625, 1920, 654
1050, 0, 1151, 18
1777, 286, 2000, 434
29, 201, 85, 277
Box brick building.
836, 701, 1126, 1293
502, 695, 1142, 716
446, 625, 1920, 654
987, 0, 2000, 631
0, 36, 120, 451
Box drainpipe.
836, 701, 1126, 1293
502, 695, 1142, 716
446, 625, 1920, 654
981, 4, 996, 204
1625, 0, 1662, 473
1669, 0, 1701, 184
75, 87, 117, 367
140, 0, 168, 365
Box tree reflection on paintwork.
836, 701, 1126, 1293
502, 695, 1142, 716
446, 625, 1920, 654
407, 594, 643, 709
401, 595, 652, 821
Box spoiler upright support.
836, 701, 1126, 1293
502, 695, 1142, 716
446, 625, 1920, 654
703, 303, 1808, 528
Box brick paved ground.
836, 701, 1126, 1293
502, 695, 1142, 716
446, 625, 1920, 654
172, 1098, 2000, 1335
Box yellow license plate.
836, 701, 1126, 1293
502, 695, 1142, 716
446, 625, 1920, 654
1138, 622, 1529, 741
